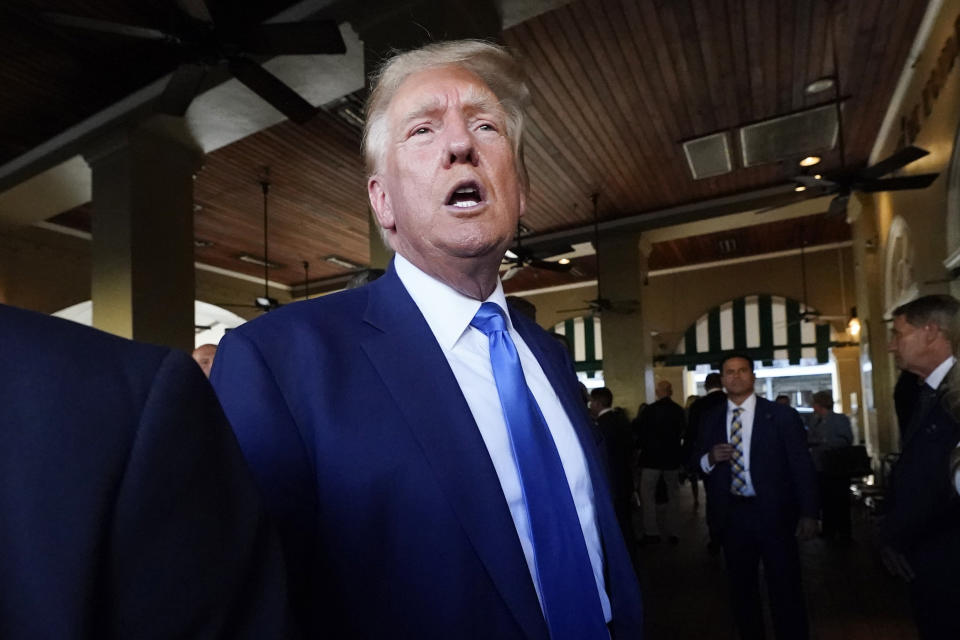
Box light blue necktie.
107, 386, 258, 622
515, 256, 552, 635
471, 302, 608, 640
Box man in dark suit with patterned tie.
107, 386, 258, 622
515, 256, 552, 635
881, 294, 960, 640
698, 354, 818, 640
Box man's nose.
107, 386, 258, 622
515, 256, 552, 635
443, 120, 478, 167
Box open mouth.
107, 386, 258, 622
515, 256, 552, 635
445, 180, 485, 209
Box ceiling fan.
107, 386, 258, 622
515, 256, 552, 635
558, 193, 639, 315
215, 168, 280, 312
786, 224, 847, 327
789, 6, 938, 217
42, 0, 346, 123
501, 223, 573, 281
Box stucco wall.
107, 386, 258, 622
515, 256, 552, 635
0, 224, 290, 323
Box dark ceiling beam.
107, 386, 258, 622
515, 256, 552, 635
521, 183, 814, 252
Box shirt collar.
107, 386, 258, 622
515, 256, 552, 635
924, 355, 957, 391
597, 407, 613, 417
728, 393, 757, 414
394, 253, 511, 351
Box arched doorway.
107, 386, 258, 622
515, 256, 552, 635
52, 300, 246, 347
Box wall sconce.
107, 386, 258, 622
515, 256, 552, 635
847, 306, 861, 337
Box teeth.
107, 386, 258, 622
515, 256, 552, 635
453, 200, 479, 208
455, 187, 475, 194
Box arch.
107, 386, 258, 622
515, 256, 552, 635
944, 119, 960, 278
553, 314, 602, 377
52, 300, 246, 348
884, 215, 919, 314
664, 294, 840, 369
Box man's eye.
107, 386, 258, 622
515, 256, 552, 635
413, 127, 431, 135
477, 123, 496, 132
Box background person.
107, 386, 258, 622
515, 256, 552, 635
698, 354, 818, 640
881, 294, 960, 639
686, 372, 725, 554
192, 343, 217, 378
634, 380, 685, 544
590, 387, 639, 563
808, 390, 854, 541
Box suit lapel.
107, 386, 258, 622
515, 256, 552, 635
903, 370, 953, 449
359, 268, 547, 640
748, 398, 773, 493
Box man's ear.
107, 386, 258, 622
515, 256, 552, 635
368, 176, 395, 231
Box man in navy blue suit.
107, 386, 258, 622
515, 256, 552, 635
881, 294, 960, 639
698, 354, 818, 640
211, 40, 643, 639
0, 303, 291, 639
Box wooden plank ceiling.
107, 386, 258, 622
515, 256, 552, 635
500, 211, 851, 292
9, 0, 929, 290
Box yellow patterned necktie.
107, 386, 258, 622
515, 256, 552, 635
730, 407, 748, 495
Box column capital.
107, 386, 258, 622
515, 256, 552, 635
84, 115, 203, 174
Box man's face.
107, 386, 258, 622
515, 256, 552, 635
368, 65, 525, 274
588, 398, 602, 418
721, 357, 756, 398
887, 314, 934, 374
192, 345, 217, 378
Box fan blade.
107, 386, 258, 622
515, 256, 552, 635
43, 11, 172, 41
530, 259, 572, 273
828, 194, 849, 217
794, 175, 837, 190
239, 21, 346, 55
228, 57, 317, 123
856, 173, 939, 193
155, 63, 206, 116
176, 0, 213, 23
502, 266, 522, 281
859, 145, 929, 180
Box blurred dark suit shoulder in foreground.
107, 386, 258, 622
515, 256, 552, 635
0, 303, 291, 640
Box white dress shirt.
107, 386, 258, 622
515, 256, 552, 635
394, 254, 611, 622
924, 355, 956, 390
700, 394, 758, 497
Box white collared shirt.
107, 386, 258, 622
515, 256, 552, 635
700, 394, 758, 497
924, 355, 956, 391
394, 254, 611, 622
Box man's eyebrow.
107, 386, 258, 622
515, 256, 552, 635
400, 88, 503, 123
401, 97, 445, 123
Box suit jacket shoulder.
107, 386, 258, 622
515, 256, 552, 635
0, 304, 290, 639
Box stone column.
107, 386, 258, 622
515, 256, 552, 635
85, 116, 203, 352
832, 345, 864, 443
596, 231, 652, 417
848, 195, 898, 457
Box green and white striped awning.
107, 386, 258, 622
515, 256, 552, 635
553, 315, 602, 377
665, 294, 837, 369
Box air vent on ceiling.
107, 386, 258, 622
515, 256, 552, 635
717, 237, 738, 255
326, 88, 367, 132
739, 104, 838, 168
682, 132, 733, 180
